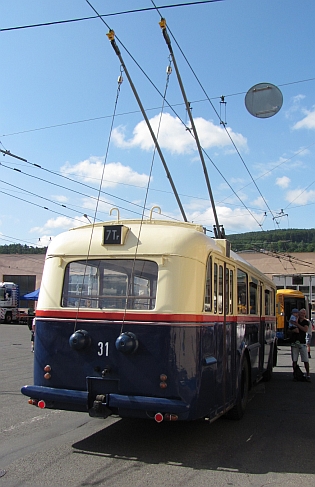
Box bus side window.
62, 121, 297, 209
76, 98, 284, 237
265, 289, 270, 315
214, 263, 218, 313
249, 278, 258, 314
237, 269, 248, 314
204, 256, 212, 312
218, 265, 223, 314
271, 289, 275, 316
229, 269, 233, 314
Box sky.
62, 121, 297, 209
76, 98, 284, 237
1, 0, 315, 247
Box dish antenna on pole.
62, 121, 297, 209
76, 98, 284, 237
245, 82, 283, 118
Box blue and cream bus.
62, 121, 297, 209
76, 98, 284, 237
22, 211, 277, 423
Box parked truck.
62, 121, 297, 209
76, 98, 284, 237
0, 282, 19, 323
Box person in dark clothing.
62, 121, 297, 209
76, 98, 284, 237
290, 308, 310, 381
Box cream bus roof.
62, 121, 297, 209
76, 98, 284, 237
46, 218, 273, 285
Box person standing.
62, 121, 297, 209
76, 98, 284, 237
290, 308, 310, 381
304, 310, 313, 358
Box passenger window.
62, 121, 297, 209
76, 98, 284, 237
214, 263, 218, 313
218, 265, 223, 313
204, 256, 212, 312
249, 280, 258, 314
237, 269, 248, 314
265, 289, 270, 315
229, 269, 233, 314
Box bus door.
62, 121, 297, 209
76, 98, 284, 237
214, 259, 234, 412
248, 277, 261, 381
258, 281, 266, 373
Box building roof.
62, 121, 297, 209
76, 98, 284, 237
238, 251, 315, 277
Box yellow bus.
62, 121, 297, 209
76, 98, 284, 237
276, 289, 307, 340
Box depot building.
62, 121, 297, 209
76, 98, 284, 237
1, 251, 315, 307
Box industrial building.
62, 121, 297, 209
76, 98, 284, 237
1, 250, 315, 307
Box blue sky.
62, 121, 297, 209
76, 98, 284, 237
1, 0, 315, 247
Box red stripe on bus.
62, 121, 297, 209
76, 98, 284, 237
36, 309, 275, 324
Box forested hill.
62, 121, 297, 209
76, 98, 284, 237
227, 228, 315, 253
0, 244, 46, 254
0, 228, 314, 254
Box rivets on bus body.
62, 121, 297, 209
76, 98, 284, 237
44, 365, 51, 372
115, 332, 138, 354
44, 373, 51, 380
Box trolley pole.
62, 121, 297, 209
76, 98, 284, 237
158, 18, 223, 239
106, 30, 188, 223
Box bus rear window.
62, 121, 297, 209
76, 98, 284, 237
62, 259, 158, 310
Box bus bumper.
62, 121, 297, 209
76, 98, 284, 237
21, 385, 190, 420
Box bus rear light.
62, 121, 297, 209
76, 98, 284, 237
28, 399, 38, 406
44, 373, 51, 380
44, 365, 51, 372
154, 412, 164, 423
164, 413, 178, 422
159, 373, 167, 388
38, 400, 46, 409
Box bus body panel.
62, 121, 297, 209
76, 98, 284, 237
21, 218, 277, 422
23, 314, 276, 421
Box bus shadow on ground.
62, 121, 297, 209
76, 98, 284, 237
73, 366, 315, 475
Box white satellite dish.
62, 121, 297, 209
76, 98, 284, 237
245, 82, 283, 118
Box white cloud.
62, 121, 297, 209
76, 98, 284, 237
112, 113, 248, 155
285, 94, 305, 119
52, 194, 69, 203
60, 157, 150, 188
276, 176, 290, 189
293, 107, 315, 130
285, 188, 315, 206
30, 215, 85, 235
251, 196, 266, 209
188, 205, 263, 232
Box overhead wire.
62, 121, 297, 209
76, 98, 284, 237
2, 76, 315, 138
0, 151, 180, 221
0, 1, 224, 33
0, 177, 102, 223
2, 3, 314, 232
77, 5, 264, 230
150, 2, 276, 228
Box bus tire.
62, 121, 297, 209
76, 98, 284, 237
5, 312, 12, 324
226, 357, 249, 420
263, 342, 277, 382
273, 342, 278, 367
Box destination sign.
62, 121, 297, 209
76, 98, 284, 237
103, 225, 128, 245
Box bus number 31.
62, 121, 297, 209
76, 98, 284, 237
98, 342, 109, 356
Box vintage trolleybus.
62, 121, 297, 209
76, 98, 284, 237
22, 212, 277, 423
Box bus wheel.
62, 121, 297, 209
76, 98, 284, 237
226, 358, 249, 420
273, 343, 278, 367
5, 312, 12, 324
263, 343, 277, 382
